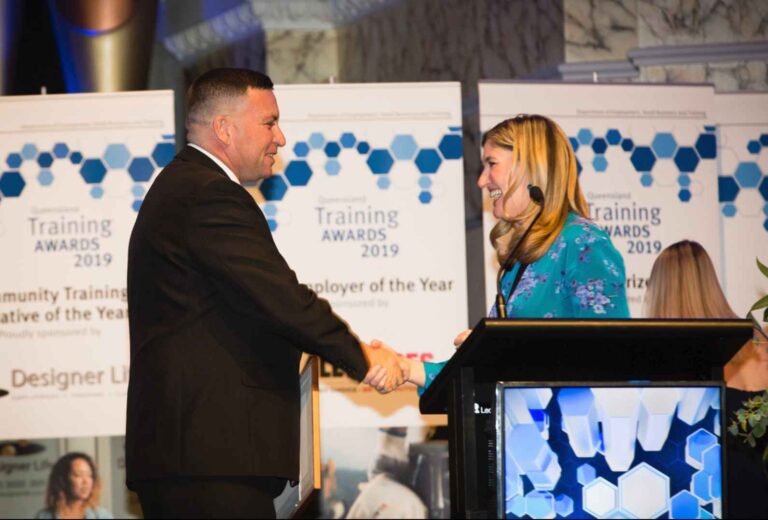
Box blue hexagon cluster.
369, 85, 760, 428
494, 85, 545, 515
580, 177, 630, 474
569, 127, 719, 202
256, 128, 463, 216
0, 136, 175, 210
718, 133, 768, 231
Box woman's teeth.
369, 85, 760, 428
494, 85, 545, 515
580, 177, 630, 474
489, 189, 502, 200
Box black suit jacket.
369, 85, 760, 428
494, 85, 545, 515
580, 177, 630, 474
125, 146, 368, 486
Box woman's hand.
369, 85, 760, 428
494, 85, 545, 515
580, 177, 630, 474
453, 329, 472, 348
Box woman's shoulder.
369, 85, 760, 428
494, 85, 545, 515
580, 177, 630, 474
86, 506, 113, 519
558, 212, 611, 245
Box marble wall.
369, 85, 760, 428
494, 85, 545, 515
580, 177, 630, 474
266, 29, 339, 84
564, 0, 768, 91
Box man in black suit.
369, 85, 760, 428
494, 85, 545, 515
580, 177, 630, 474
126, 68, 406, 518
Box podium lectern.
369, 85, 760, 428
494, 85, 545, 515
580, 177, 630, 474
420, 319, 753, 519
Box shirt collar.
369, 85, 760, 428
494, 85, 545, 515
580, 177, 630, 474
188, 143, 241, 185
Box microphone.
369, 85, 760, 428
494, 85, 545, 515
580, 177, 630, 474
495, 185, 545, 319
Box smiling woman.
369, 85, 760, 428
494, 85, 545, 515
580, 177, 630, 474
35, 452, 112, 519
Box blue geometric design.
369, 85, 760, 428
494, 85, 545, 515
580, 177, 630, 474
324, 141, 341, 158
37, 169, 54, 186
339, 132, 356, 148
734, 161, 762, 188
131, 199, 142, 212
391, 135, 418, 160
695, 133, 717, 159
367, 149, 395, 174
558, 389, 601, 458
262, 202, 277, 217
293, 142, 310, 157
592, 137, 608, 155
760, 177, 768, 200
630, 147, 656, 172
414, 149, 442, 174
509, 495, 526, 517
90, 186, 104, 199
151, 142, 175, 167
674, 147, 699, 173
679, 189, 691, 202
593, 156, 608, 172
52, 143, 69, 158
747, 140, 761, 154
259, 175, 288, 201
718, 176, 740, 202
685, 429, 718, 470
308, 132, 325, 149
418, 191, 432, 204
621, 138, 634, 152
37, 152, 54, 168
131, 184, 145, 198
0, 171, 26, 197
507, 423, 562, 490
641, 174, 653, 187
651, 133, 678, 159
761, 133, 768, 146
606, 129, 622, 145
356, 141, 370, 154
418, 176, 432, 189
21, 143, 37, 160
691, 469, 712, 502
678, 175, 691, 188
284, 160, 313, 186
569, 137, 579, 153
70, 152, 83, 164
525, 490, 555, 519
583, 478, 618, 518
80, 159, 108, 184
577, 129, 593, 145
6, 153, 22, 168
104, 144, 131, 169
127, 157, 153, 182
438, 134, 462, 159
576, 463, 596, 486
669, 490, 699, 519
267, 219, 278, 232
325, 159, 341, 176
377, 177, 391, 190
722, 203, 737, 217
618, 462, 670, 518
554, 494, 574, 517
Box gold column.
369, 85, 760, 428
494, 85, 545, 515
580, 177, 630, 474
49, 0, 158, 92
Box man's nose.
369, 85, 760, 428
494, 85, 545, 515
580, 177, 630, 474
274, 125, 286, 147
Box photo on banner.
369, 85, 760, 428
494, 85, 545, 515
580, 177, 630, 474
0, 91, 175, 440
478, 82, 720, 317
714, 92, 768, 317
261, 82, 468, 429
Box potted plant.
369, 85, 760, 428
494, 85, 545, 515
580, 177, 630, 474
728, 258, 768, 463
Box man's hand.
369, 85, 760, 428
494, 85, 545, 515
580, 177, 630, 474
361, 341, 408, 394
453, 329, 472, 348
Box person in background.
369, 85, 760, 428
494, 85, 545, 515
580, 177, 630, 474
367, 114, 630, 391
645, 239, 768, 519
35, 452, 112, 519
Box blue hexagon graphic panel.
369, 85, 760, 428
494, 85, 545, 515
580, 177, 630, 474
591, 137, 608, 155
695, 133, 717, 159
37, 152, 54, 168
260, 175, 288, 201
630, 146, 656, 172
151, 142, 175, 167
415, 149, 442, 174
651, 132, 678, 159
6, 153, 22, 168
70, 152, 83, 164
734, 161, 762, 188
53, 143, 69, 158
577, 128, 593, 145
80, 159, 108, 184
719, 176, 740, 202
0, 171, 26, 197
367, 149, 394, 174
339, 132, 356, 148
104, 143, 131, 169
293, 142, 310, 157
391, 135, 418, 160
674, 147, 699, 173
438, 134, 462, 159
324, 142, 341, 158
747, 140, 762, 154
21, 144, 38, 160
605, 129, 622, 145
285, 160, 313, 186
621, 138, 634, 152
759, 177, 768, 201
127, 157, 154, 182
357, 141, 370, 154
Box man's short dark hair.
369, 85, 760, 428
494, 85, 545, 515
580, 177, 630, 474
186, 68, 274, 127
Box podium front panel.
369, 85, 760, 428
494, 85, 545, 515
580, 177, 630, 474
496, 382, 725, 519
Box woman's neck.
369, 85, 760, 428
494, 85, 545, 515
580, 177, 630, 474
57, 499, 88, 519
725, 339, 768, 392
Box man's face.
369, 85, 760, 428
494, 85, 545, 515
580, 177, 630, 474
228, 88, 286, 183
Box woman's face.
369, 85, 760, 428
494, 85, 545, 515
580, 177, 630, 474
68, 458, 94, 502
478, 142, 531, 220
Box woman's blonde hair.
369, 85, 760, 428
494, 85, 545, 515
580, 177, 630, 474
645, 240, 737, 319
483, 114, 589, 265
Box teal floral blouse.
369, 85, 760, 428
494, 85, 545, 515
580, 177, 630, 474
420, 212, 630, 393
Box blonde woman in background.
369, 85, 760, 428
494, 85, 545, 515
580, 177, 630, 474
35, 452, 112, 519
645, 239, 768, 519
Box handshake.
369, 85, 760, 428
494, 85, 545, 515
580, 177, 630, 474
359, 339, 416, 394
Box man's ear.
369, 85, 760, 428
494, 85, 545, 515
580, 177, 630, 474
212, 115, 230, 145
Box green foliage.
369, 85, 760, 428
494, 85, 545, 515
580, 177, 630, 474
729, 258, 768, 463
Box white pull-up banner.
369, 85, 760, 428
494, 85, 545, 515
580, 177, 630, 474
0, 91, 175, 439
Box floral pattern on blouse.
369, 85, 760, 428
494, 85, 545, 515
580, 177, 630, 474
420, 212, 630, 395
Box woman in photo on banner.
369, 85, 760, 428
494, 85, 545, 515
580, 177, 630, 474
364, 114, 630, 392
35, 452, 113, 519
644, 239, 768, 519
